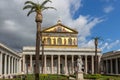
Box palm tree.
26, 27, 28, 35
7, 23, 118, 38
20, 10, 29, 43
23, 0, 56, 80
92, 37, 101, 74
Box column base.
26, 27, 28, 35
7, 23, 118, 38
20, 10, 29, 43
76, 72, 84, 80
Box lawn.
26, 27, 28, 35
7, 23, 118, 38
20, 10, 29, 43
1, 74, 120, 80
84, 74, 120, 80
0, 74, 69, 80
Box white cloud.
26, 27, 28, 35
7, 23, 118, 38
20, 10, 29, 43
79, 40, 95, 48
103, 6, 114, 13
100, 40, 120, 52
3, 20, 17, 31
0, 0, 104, 50
107, 40, 120, 49
69, 0, 82, 15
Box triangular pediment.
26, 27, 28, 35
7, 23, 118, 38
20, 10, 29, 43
42, 24, 78, 33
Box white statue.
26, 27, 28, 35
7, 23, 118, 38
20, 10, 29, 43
77, 55, 83, 72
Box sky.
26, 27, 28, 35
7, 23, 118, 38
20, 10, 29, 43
0, 0, 120, 53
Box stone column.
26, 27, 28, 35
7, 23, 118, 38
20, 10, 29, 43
110, 59, 113, 74
30, 55, 33, 73
106, 60, 108, 74
58, 55, 60, 74
65, 55, 68, 74
91, 56, 94, 74
116, 58, 118, 74
85, 55, 87, 74
0, 52, 3, 75
19, 59, 21, 73
98, 55, 101, 73
8, 56, 11, 74
72, 55, 74, 74
14, 58, 16, 74
11, 57, 13, 74
51, 55, 53, 74
4, 54, 7, 75
15, 59, 17, 73
23, 55, 25, 73
44, 55, 46, 74
17, 59, 19, 73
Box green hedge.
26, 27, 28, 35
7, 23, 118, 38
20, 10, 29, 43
0, 74, 68, 80
84, 74, 101, 79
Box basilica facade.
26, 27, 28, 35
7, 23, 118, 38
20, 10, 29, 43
21, 20, 102, 75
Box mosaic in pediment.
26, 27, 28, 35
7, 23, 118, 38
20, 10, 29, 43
43, 25, 76, 33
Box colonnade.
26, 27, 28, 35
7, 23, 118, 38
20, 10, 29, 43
22, 55, 101, 74
103, 58, 120, 74
0, 51, 21, 77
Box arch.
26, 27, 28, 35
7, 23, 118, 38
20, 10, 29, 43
57, 38, 62, 45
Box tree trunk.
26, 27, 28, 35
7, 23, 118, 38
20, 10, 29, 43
94, 39, 98, 74
35, 12, 42, 80
35, 21, 41, 80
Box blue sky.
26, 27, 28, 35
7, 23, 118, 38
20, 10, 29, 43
72, 0, 120, 53
0, 0, 120, 53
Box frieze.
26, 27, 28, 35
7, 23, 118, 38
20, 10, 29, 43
42, 33, 77, 37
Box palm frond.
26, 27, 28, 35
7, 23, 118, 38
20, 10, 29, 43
42, 7, 56, 11
27, 10, 36, 16
25, 1, 36, 6
23, 5, 33, 10
41, 0, 52, 7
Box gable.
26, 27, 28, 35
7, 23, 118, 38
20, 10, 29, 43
42, 24, 78, 33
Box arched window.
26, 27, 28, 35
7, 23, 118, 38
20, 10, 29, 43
57, 38, 62, 45
68, 38, 72, 45
47, 38, 51, 45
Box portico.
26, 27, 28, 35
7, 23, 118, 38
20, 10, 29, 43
0, 43, 21, 78
101, 51, 120, 75
22, 47, 101, 74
